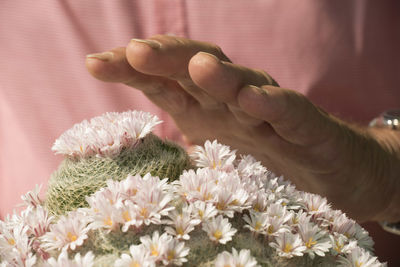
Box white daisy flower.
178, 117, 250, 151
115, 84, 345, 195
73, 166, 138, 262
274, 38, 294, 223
103, 179, 125, 204
121, 174, 144, 199
164, 206, 200, 240
297, 221, 332, 259
214, 189, 236, 218
8, 252, 37, 267
129, 201, 164, 227
266, 203, 292, 222
119, 110, 162, 140
330, 233, 358, 255
214, 248, 260, 267
41, 211, 90, 251
237, 155, 268, 183
287, 209, 311, 227
1, 211, 24, 230
192, 201, 218, 222
0, 224, 32, 263
354, 224, 374, 252
190, 140, 236, 171
263, 177, 285, 195
300, 192, 331, 215
117, 201, 139, 232
270, 232, 307, 258
21, 205, 53, 238
87, 195, 121, 232
115, 244, 155, 267
243, 211, 269, 234
214, 250, 235, 267
174, 168, 218, 202
140, 231, 171, 261
331, 213, 357, 239
91, 127, 123, 157
133, 178, 174, 226
251, 191, 271, 213
20, 184, 43, 208
264, 215, 291, 237
45, 250, 94, 267
202, 215, 237, 244
135, 174, 171, 200
216, 172, 250, 212
337, 247, 385, 267
52, 111, 161, 158
161, 238, 190, 266
52, 120, 94, 158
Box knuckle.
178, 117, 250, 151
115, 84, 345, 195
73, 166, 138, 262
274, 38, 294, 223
149, 34, 165, 40
256, 69, 277, 86
210, 44, 229, 61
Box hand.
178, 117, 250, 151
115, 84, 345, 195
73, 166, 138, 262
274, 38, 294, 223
86, 35, 399, 222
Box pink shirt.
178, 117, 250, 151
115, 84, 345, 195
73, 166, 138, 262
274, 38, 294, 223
1, 0, 399, 263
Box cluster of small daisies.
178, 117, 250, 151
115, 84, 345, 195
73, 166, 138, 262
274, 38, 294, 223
0, 110, 386, 266
51, 111, 162, 158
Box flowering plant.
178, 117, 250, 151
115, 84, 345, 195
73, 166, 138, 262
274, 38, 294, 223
0, 111, 386, 266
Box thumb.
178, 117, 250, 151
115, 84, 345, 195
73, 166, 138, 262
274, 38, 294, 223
238, 85, 342, 146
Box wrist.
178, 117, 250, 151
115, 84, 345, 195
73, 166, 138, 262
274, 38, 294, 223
367, 110, 400, 223
366, 127, 400, 222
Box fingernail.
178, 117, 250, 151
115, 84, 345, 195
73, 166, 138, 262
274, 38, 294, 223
248, 85, 267, 95
197, 51, 220, 62
131, 38, 162, 49
86, 52, 114, 61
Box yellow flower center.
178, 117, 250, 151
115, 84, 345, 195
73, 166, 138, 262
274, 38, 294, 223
283, 243, 293, 253
7, 238, 15, 246
167, 251, 175, 260
204, 193, 213, 201
151, 245, 159, 256
104, 217, 113, 226
311, 205, 318, 211
140, 207, 148, 218
356, 261, 364, 267
334, 241, 344, 253
305, 237, 317, 248
123, 211, 131, 222
130, 262, 140, 267
213, 230, 223, 240
176, 227, 184, 236
230, 199, 239, 205
255, 221, 262, 231
131, 188, 137, 196
198, 210, 204, 219
216, 202, 226, 210
67, 232, 77, 242
267, 225, 274, 234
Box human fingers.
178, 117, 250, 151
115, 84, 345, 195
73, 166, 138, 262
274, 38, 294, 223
126, 35, 230, 109
237, 85, 343, 147
85, 47, 194, 115
188, 51, 277, 125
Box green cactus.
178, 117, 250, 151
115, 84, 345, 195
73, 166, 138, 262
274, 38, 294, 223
45, 134, 192, 216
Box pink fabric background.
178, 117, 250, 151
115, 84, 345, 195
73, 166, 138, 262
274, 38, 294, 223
1, 0, 399, 263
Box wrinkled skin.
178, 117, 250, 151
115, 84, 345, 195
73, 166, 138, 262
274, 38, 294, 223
86, 35, 400, 223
